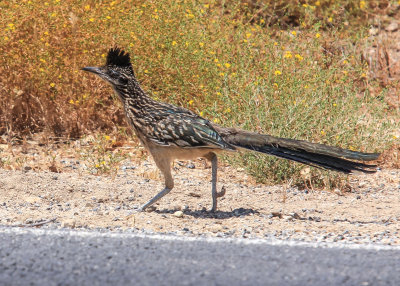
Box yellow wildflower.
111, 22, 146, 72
89, 18, 95, 22
284, 51, 292, 59
172, 41, 177, 46
295, 54, 303, 61
315, 1, 320, 6
315, 33, 321, 38
224, 63, 231, 68
274, 70, 282, 76
104, 135, 111, 140
49, 83, 55, 88
359, 1, 366, 9
188, 100, 194, 105
328, 17, 333, 23
291, 31, 297, 36
320, 130, 326, 136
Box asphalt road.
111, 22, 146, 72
0, 227, 399, 286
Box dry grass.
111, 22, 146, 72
0, 0, 398, 185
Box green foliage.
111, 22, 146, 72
79, 134, 125, 175
0, 0, 398, 185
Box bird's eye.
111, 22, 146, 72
120, 77, 128, 84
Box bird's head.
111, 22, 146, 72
82, 47, 135, 87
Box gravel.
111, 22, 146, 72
0, 160, 399, 246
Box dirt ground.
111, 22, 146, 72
0, 13, 399, 245
0, 140, 399, 245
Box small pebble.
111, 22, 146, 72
385, 22, 399, 32
25, 218, 34, 224
186, 163, 195, 169
334, 188, 342, 196
173, 211, 183, 218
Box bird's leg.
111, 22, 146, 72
139, 158, 174, 211
206, 153, 224, 212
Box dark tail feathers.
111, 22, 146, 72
215, 127, 379, 174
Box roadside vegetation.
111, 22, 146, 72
0, 0, 398, 186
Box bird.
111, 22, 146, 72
82, 47, 380, 212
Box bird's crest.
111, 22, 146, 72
106, 47, 131, 67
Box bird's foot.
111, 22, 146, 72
138, 205, 156, 212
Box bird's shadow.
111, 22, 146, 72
155, 207, 258, 219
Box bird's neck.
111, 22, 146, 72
113, 78, 154, 106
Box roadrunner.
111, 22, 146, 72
82, 47, 379, 212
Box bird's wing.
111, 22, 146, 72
147, 109, 235, 150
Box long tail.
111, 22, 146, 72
215, 127, 380, 174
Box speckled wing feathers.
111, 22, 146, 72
142, 105, 235, 150
122, 98, 234, 150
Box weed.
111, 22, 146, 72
0, 0, 398, 185
79, 134, 126, 176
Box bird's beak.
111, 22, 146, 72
81, 66, 102, 74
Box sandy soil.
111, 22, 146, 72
0, 146, 399, 245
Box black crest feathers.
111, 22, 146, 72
106, 47, 131, 67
